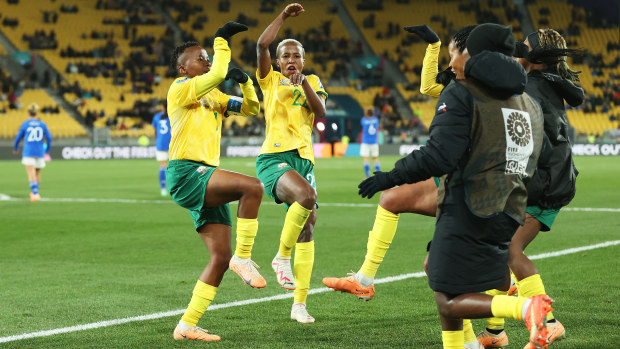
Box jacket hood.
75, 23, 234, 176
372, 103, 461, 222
532, 70, 585, 107
464, 51, 527, 99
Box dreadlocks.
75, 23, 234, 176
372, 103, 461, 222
536, 29, 581, 82
170, 41, 200, 74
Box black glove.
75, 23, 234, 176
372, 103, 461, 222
435, 67, 455, 87
403, 25, 440, 44
214, 21, 248, 42
358, 171, 396, 199
225, 68, 248, 83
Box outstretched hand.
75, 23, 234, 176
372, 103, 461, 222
283, 3, 304, 17
435, 68, 456, 87
358, 171, 396, 199
226, 68, 249, 83
403, 25, 440, 44
215, 22, 248, 41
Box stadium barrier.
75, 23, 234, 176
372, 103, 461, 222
0, 143, 618, 160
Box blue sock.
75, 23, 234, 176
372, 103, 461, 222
364, 162, 370, 177
374, 162, 381, 172
29, 180, 39, 195
159, 167, 166, 189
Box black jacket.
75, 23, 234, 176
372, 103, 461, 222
523, 70, 584, 208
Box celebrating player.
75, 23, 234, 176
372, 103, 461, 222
151, 100, 171, 196
477, 28, 583, 349
256, 3, 327, 324
13, 103, 52, 202
166, 22, 265, 342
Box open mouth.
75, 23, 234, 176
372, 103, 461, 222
287, 66, 297, 74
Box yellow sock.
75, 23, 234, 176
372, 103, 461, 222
180, 280, 217, 327
278, 202, 311, 258
463, 319, 476, 343
359, 205, 399, 278
491, 295, 528, 321
516, 274, 555, 321
235, 217, 258, 258
485, 289, 507, 330
442, 330, 464, 349
293, 241, 314, 304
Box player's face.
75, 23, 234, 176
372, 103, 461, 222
276, 43, 304, 78
179, 46, 211, 78
448, 40, 469, 80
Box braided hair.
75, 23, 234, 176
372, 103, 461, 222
170, 41, 200, 74
452, 25, 477, 53
536, 29, 581, 82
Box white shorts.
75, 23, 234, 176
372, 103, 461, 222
22, 157, 46, 168
360, 143, 379, 157
156, 150, 169, 162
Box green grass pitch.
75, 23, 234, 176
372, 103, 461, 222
0, 155, 618, 348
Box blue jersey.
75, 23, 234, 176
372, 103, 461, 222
14, 118, 52, 158
152, 111, 171, 151
361, 116, 379, 145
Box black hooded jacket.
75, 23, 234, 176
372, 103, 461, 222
389, 51, 528, 184
523, 70, 584, 209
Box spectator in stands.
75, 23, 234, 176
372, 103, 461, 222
13, 103, 52, 202
256, 2, 327, 325
152, 100, 171, 196
166, 23, 265, 342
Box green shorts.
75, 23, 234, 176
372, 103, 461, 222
256, 150, 316, 209
434, 176, 440, 187
525, 205, 560, 232
166, 160, 231, 230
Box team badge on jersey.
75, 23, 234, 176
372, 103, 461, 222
279, 79, 291, 86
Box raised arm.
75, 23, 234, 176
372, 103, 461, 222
257, 3, 304, 79
404, 25, 444, 97
225, 68, 260, 117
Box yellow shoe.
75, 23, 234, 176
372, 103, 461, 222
524, 295, 554, 349
229, 255, 266, 288
173, 325, 221, 341
30, 193, 41, 202
322, 273, 375, 301
477, 329, 509, 348
522, 320, 565, 349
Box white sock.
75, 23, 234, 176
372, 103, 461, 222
177, 320, 193, 331
522, 298, 532, 320
232, 254, 248, 262
355, 271, 374, 287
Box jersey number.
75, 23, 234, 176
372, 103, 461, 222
158, 120, 169, 134
292, 89, 309, 109
26, 127, 43, 142
305, 173, 315, 187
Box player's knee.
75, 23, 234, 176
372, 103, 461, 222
297, 186, 317, 209
246, 177, 264, 197
211, 251, 232, 272
436, 298, 458, 318
378, 189, 398, 212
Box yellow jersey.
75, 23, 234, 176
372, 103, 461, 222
257, 66, 327, 164
167, 38, 259, 166
420, 41, 444, 98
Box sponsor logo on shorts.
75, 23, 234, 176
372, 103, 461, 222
278, 162, 289, 170
196, 166, 207, 175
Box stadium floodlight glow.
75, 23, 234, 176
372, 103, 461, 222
317, 122, 325, 131
331, 123, 338, 131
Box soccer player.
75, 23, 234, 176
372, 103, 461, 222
152, 100, 171, 196
357, 24, 553, 349
256, 3, 327, 324
323, 24, 483, 349
166, 22, 265, 342
13, 103, 52, 202
360, 107, 381, 178
477, 28, 583, 349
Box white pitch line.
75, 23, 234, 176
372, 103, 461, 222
1, 240, 619, 344
0, 194, 618, 212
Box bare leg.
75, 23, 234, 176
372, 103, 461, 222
379, 178, 438, 216
204, 169, 264, 219
197, 223, 232, 286
508, 214, 541, 280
